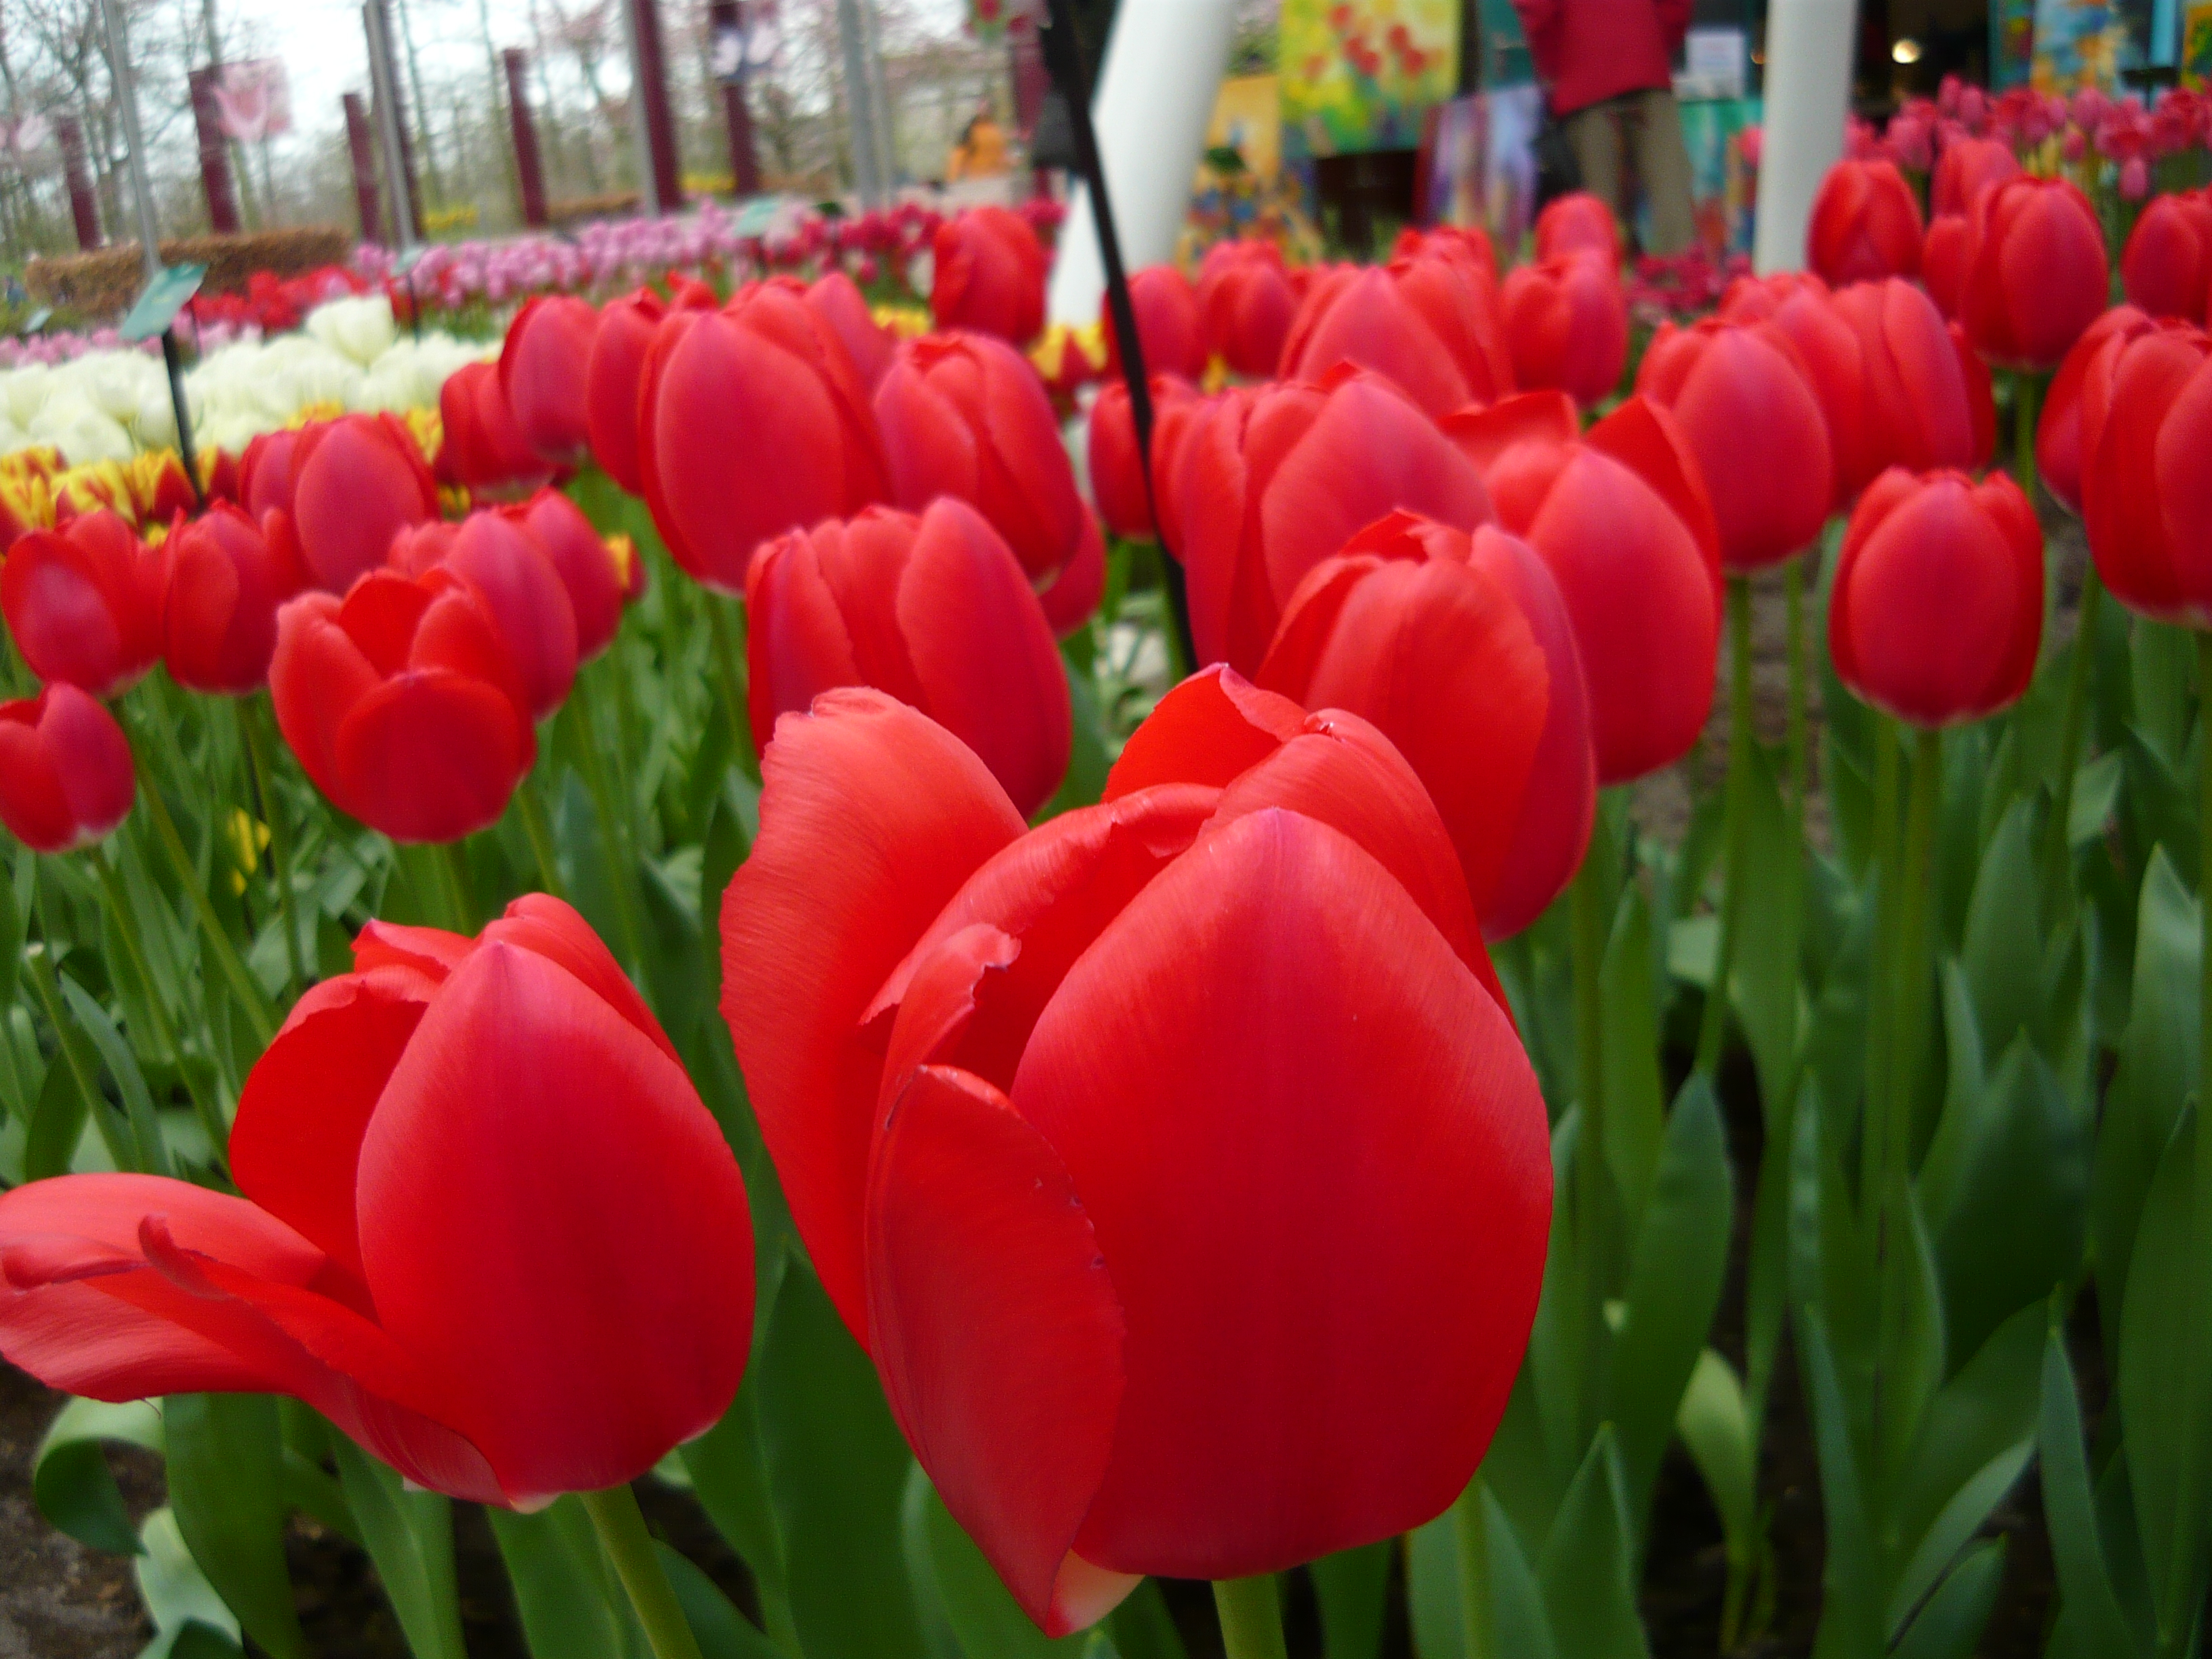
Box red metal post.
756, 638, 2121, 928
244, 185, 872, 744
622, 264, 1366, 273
55, 115, 100, 250
708, 0, 760, 195
503, 49, 550, 227
628, 0, 682, 211
188, 68, 242, 234
343, 92, 384, 245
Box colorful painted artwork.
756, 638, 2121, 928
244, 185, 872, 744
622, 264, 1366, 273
2186, 0, 2212, 83
2030, 0, 2138, 89
1677, 97, 1761, 257
1992, 0, 2040, 86
1420, 87, 1540, 255
1207, 74, 1284, 184
1280, 0, 1462, 159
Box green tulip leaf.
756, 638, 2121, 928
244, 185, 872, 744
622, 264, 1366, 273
163, 1393, 306, 1659
1537, 1427, 1647, 1659
135, 1507, 244, 1659
1675, 1350, 1757, 1564
1961, 794, 2044, 1058
655, 1542, 785, 1659
1309, 1538, 1391, 1659
329, 1436, 465, 1659
2039, 1320, 2139, 1658
486, 1496, 632, 1659
1600, 884, 1664, 1221
33, 1395, 162, 1555
1891, 1536, 2007, 1659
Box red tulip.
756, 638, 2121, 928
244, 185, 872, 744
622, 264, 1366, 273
274, 413, 444, 596
2036, 305, 2156, 515
1501, 253, 1629, 409
0, 684, 134, 852
505, 488, 631, 661
1086, 375, 1203, 543
437, 511, 579, 720
1929, 136, 2019, 218
1, 509, 165, 695
721, 673, 1546, 1625
2080, 321, 2212, 626
1829, 468, 2043, 726
270, 566, 535, 842
1174, 367, 1493, 672
1637, 316, 1832, 571
1279, 252, 1512, 415
1831, 278, 1996, 478
1256, 510, 1595, 938
1921, 214, 1973, 320
1395, 225, 1502, 288
1534, 192, 1622, 268
1195, 240, 1298, 377
1447, 392, 1721, 783
874, 331, 1100, 625
930, 205, 1049, 345
747, 499, 1071, 816
2121, 189, 2212, 322
639, 282, 889, 593
161, 503, 307, 695
0, 895, 754, 1508
806, 271, 896, 391
1103, 265, 1208, 381
1720, 271, 1872, 508
1959, 176, 2111, 370
499, 295, 599, 463
439, 362, 556, 501
239, 427, 305, 520
585, 289, 665, 495
1807, 159, 1925, 285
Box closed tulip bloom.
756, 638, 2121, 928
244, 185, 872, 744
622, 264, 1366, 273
499, 295, 599, 463
1501, 253, 1629, 409
584, 289, 665, 495
1929, 136, 2019, 218
2036, 306, 2156, 514
930, 205, 1048, 345
722, 672, 1547, 1628
1175, 367, 1494, 672
1257, 511, 1595, 938
1720, 271, 1870, 507
162, 503, 307, 695
0, 684, 134, 853
270, 566, 535, 842
506, 488, 631, 661
1279, 253, 1512, 415
1086, 375, 1202, 543
1102, 264, 1207, 382
1807, 159, 1924, 285
875, 331, 1100, 619
1637, 317, 1832, 570
0, 896, 754, 1508
747, 500, 1071, 816
1921, 215, 1973, 320
2081, 321, 2212, 626
1534, 191, 1622, 267
438, 361, 556, 501
639, 282, 890, 593
806, 271, 897, 391
282, 413, 443, 595
1447, 392, 1721, 783
1195, 240, 1299, 377
1829, 468, 2043, 726
1831, 278, 1996, 476
2, 509, 165, 695
1960, 176, 2110, 369
239, 426, 304, 520
2121, 189, 2212, 322
438, 510, 579, 720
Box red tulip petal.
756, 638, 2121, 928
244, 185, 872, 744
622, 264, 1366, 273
1586, 397, 1723, 575
482, 894, 679, 1067
333, 672, 532, 843
1103, 666, 1305, 800
1439, 389, 1580, 476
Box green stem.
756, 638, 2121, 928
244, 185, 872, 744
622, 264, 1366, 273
239, 697, 304, 998
514, 771, 567, 901
1570, 844, 1609, 1256
1695, 577, 1755, 1079
88, 842, 226, 1162
437, 840, 474, 933
130, 744, 277, 1050
572, 673, 651, 981
1211, 1575, 1288, 1659
2013, 370, 2043, 499
1786, 553, 1810, 834
1451, 1477, 1494, 1659
2041, 568, 2105, 917
1889, 726, 1943, 1185
704, 594, 760, 783
1861, 718, 1902, 1207
2170, 631, 2212, 1647
578, 1484, 705, 1659
26, 893, 136, 1171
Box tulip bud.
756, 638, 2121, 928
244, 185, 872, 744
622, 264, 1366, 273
1102, 265, 1208, 382
162, 503, 307, 695
1720, 271, 1870, 508
0, 683, 134, 852
1085, 375, 1203, 544
1256, 510, 1595, 938
0, 895, 754, 1509
284, 413, 443, 595
1828, 469, 2043, 726
1929, 136, 2018, 218
1921, 214, 1973, 320
1534, 192, 1622, 268
438, 361, 556, 502
1175, 367, 1494, 672
1959, 176, 2110, 369
638, 282, 889, 594
2120, 189, 2212, 323
1830, 278, 1995, 478
584, 289, 665, 495
506, 489, 630, 661
239, 426, 304, 520
1279, 251, 1513, 415
747, 499, 1071, 815
930, 205, 1048, 345
1807, 159, 1925, 285
1395, 223, 1503, 287
1500, 253, 1629, 410
441, 510, 579, 720
499, 295, 599, 464
1, 509, 165, 695
2081, 321, 2212, 627
2036, 305, 2155, 516
1447, 392, 1721, 783
1195, 240, 1298, 378
270, 567, 536, 842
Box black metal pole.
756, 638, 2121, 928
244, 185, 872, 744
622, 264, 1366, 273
159, 329, 205, 512
1039, 0, 1197, 670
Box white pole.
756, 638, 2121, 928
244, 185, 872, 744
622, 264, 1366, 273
1046, 0, 1236, 326
1754, 0, 1860, 275
94, 0, 162, 280
835, 0, 884, 206
364, 0, 419, 253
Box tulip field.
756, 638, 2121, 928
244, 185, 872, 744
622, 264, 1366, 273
5, 77, 2212, 1659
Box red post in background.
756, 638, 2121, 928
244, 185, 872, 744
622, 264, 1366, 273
55, 115, 100, 250
707, 0, 760, 196
188, 68, 243, 234
1010, 17, 1050, 199
504, 49, 549, 227
343, 92, 384, 245
628, 0, 682, 212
